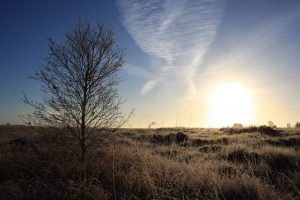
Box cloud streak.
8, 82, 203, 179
199, 6, 300, 83
117, 0, 225, 94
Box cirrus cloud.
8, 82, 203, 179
117, 0, 225, 95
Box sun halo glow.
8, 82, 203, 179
209, 82, 254, 127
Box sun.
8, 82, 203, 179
209, 82, 254, 127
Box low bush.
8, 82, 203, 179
266, 137, 300, 148
227, 149, 261, 164
199, 145, 222, 153
222, 126, 281, 136
151, 132, 188, 145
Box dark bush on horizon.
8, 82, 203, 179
221, 125, 281, 136
151, 132, 188, 145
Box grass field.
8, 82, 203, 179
0, 125, 299, 199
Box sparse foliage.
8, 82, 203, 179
22, 19, 133, 163
268, 121, 276, 128
148, 121, 158, 129
233, 123, 243, 128
296, 122, 300, 128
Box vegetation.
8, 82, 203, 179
0, 125, 299, 199
21, 19, 132, 163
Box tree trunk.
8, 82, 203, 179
80, 140, 86, 164
80, 81, 88, 164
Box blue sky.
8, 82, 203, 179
1, 0, 300, 127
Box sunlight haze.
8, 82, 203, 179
208, 82, 254, 127
0, 0, 300, 128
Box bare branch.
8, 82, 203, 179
22, 19, 133, 163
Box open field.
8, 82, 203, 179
0, 125, 299, 200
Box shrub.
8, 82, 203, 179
222, 126, 281, 136
266, 137, 300, 147
151, 134, 173, 145
191, 138, 228, 147
191, 138, 212, 146
264, 152, 299, 173
175, 132, 188, 143
227, 149, 261, 164
199, 145, 222, 153
257, 126, 281, 136
151, 132, 188, 145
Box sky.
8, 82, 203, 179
0, 0, 300, 127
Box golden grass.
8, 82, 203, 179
0, 125, 299, 199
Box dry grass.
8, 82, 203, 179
0, 125, 299, 199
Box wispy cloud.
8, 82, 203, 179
117, 0, 225, 95
198, 6, 300, 86
123, 64, 155, 80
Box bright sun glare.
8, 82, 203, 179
209, 82, 254, 127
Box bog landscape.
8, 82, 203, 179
1, 125, 300, 199
0, 0, 300, 199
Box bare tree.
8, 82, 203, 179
22, 19, 133, 163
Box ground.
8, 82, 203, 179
0, 125, 299, 199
